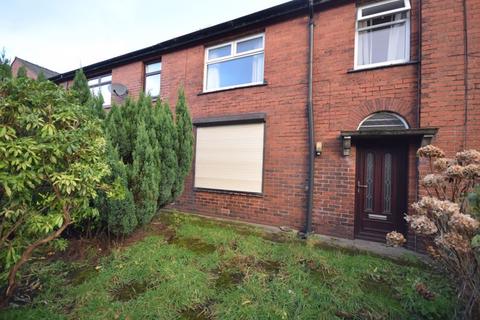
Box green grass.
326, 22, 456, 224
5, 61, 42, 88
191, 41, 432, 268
1, 211, 457, 319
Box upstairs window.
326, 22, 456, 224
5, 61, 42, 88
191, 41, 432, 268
355, 0, 410, 69
145, 61, 161, 98
204, 34, 264, 92
88, 74, 111, 107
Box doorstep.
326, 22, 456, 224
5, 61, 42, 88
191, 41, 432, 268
311, 233, 429, 265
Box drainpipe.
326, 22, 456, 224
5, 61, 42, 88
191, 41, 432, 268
416, 0, 422, 129
305, 0, 315, 236
462, 0, 469, 149
414, 0, 423, 253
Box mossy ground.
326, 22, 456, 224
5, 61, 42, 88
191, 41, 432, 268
1, 211, 457, 319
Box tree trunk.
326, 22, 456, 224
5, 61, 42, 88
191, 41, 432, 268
0, 216, 72, 305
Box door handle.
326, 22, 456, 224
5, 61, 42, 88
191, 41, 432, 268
357, 181, 367, 193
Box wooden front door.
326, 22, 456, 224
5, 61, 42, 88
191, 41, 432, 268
355, 142, 407, 242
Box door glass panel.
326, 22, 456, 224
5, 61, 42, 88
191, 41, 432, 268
365, 152, 374, 211
384, 153, 392, 213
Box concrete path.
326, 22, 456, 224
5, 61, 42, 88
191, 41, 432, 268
310, 234, 429, 264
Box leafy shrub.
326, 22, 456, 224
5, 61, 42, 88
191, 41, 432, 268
0, 77, 116, 300
388, 145, 480, 318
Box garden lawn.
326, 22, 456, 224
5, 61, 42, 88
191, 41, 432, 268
1, 211, 457, 320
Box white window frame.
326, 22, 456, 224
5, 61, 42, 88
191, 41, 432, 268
88, 74, 112, 107
203, 33, 265, 93
357, 112, 409, 130
144, 61, 162, 98
354, 0, 411, 70
194, 121, 265, 194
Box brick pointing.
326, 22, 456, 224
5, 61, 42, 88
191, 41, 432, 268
161, 16, 311, 229
310, 1, 420, 238
58, 0, 479, 246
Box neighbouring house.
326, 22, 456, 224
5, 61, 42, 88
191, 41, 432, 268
48, 0, 479, 250
11, 57, 59, 79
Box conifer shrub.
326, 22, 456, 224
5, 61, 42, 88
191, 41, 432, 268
68, 71, 193, 236
36, 71, 46, 82
70, 69, 105, 119
173, 89, 194, 199
100, 90, 193, 235
16, 66, 27, 79
71, 69, 90, 105
0, 49, 12, 81
155, 101, 178, 206
95, 139, 137, 236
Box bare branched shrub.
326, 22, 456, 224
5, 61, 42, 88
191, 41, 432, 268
388, 146, 480, 318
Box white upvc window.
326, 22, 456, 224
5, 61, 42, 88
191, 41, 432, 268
194, 122, 265, 193
88, 74, 112, 107
355, 0, 411, 70
204, 33, 265, 92
144, 61, 161, 98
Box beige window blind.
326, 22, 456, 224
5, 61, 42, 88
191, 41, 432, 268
194, 123, 264, 193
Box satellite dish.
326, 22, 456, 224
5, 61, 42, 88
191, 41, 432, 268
110, 83, 128, 97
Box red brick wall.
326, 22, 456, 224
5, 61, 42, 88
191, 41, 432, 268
112, 61, 144, 104
160, 15, 311, 229
310, 0, 420, 238
421, 0, 479, 153
11, 59, 39, 79
55, 0, 478, 245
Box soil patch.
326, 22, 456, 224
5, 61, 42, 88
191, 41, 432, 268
215, 270, 245, 290
179, 302, 214, 320
214, 256, 282, 289
121, 218, 176, 247
168, 237, 216, 255
300, 259, 338, 283
111, 280, 149, 302
359, 274, 400, 301
257, 260, 281, 274
48, 237, 110, 264
68, 265, 99, 286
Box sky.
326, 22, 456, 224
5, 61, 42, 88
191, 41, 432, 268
1, 0, 289, 74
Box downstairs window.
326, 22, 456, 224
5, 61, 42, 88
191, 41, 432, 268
194, 122, 265, 193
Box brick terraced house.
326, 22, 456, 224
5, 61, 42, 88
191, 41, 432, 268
49, 0, 479, 250
11, 57, 59, 79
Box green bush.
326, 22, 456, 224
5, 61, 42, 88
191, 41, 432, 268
68, 69, 193, 236
95, 139, 137, 236
173, 89, 194, 199
70, 69, 105, 119
99, 90, 193, 236
15, 66, 27, 79
0, 77, 115, 299
155, 101, 178, 206
0, 48, 12, 81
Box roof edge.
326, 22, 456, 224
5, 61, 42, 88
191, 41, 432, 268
14, 57, 59, 77
49, 0, 336, 83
